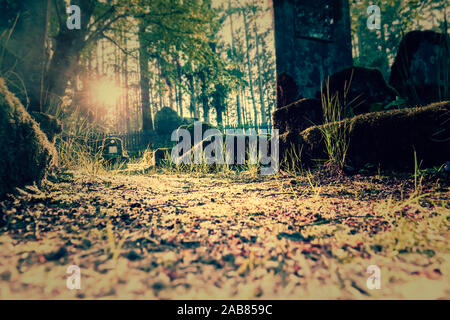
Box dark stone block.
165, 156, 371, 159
315, 67, 398, 115
276, 72, 299, 109
389, 31, 450, 106
273, 98, 322, 135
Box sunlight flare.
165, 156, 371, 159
92, 79, 123, 106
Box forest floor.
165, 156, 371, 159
0, 169, 449, 299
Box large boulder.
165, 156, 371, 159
154, 107, 182, 136
389, 31, 449, 106
0, 78, 56, 198
298, 101, 450, 170
273, 98, 322, 136
30, 112, 62, 143
315, 67, 398, 115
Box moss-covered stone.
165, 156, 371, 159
273, 98, 322, 136
154, 107, 182, 136
291, 101, 450, 170
0, 78, 56, 198
30, 112, 62, 143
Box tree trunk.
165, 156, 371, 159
43, 0, 96, 110
228, 0, 242, 126
200, 72, 209, 123
176, 59, 183, 118
138, 24, 154, 131
243, 9, 258, 126
379, 24, 390, 78
253, 12, 267, 124
123, 34, 130, 132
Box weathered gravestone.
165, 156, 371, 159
389, 31, 450, 106
101, 137, 129, 165
273, 0, 353, 107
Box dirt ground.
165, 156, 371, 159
0, 170, 449, 299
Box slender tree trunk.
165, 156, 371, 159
176, 60, 183, 118
123, 34, 130, 133
158, 60, 163, 109
379, 24, 390, 78
356, 24, 363, 61
253, 12, 267, 124
149, 73, 154, 115
228, 0, 242, 126
188, 73, 198, 119
115, 45, 124, 132
138, 24, 154, 131
242, 9, 258, 126
240, 88, 247, 126
101, 40, 105, 75
198, 71, 209, 123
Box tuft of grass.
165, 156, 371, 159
56, 112, 111, 176
281, 144, 303, 175
106, 221, 128, 262
306, 170, 321, 200
148, 134, 274, 179
371, 195, 448, 257
57, 135, 105, 175
318, 79, 351, 170
413, 150, 424, 196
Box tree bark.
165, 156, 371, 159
242, 9, 258, 126
43, 0, 96, 109
253, 10, 267, 124
138, 24, 154, 131
228, 0, 242, 126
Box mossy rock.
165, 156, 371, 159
30, 112, 62, 143
0, 78, 56, 198
273, 98, 322, 136
285, 101, 450, 170
154, 107, 182, 136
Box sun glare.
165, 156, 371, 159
93, 80, 123, 106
